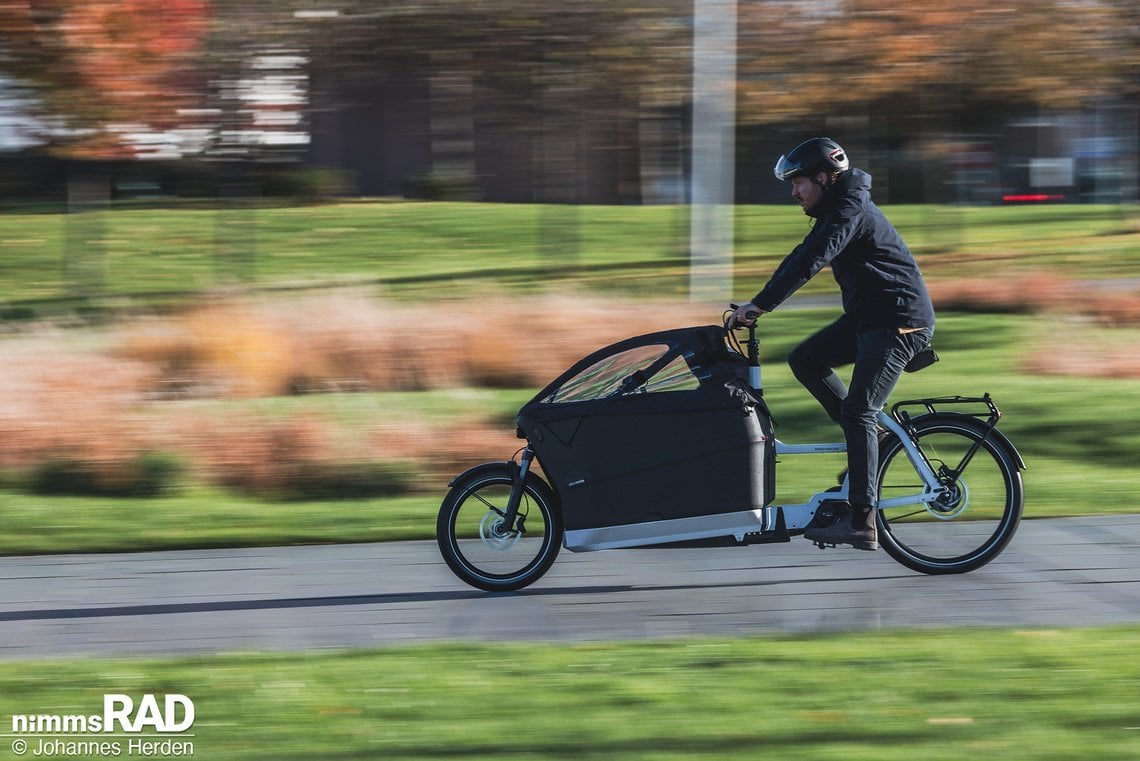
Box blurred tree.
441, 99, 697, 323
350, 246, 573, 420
0, 0, 210, 158
1098, 0, 1140, 98
737, 0, 1130, 125
1, 0, 1136, 159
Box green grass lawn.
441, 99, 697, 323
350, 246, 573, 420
2, 201, 1139, 306
1, 626, 1138, 760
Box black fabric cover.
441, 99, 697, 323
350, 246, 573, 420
517, 326, 776, 532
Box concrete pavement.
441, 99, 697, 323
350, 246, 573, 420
1, 515, 1138, 658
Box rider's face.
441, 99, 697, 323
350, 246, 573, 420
790, 173, 827, 211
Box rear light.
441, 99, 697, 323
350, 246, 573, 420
1002, 193, 1066, 203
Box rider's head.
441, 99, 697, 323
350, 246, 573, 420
773, 137, 849, 214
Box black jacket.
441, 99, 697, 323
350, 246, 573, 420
751, 169, 935, 331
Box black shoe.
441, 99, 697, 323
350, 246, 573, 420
805, 504, 878, 551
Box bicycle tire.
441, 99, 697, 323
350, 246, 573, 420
437, 464, 563, 592
876, 414, 1022, 574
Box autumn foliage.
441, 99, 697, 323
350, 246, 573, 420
0, 0, 209, 156
2, 0, 1137, 160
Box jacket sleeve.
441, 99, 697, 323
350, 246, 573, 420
751, 200, 862, 312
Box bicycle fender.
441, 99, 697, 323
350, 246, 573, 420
908, 412, 1026, 471
447, 461, 514, 487
985, 426, 1026, 470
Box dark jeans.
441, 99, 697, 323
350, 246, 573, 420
787, 315, 933, 510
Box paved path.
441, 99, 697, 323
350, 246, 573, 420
1, 516, 1138, 659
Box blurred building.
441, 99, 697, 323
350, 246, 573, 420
306, 56, 659, 204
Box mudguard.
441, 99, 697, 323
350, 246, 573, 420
447, 461, 514, 487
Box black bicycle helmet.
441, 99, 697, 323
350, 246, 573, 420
773, 137, 849, 181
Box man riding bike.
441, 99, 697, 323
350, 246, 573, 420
730, 137, 935, 551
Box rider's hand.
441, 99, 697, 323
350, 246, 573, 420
730, 302, 767, 328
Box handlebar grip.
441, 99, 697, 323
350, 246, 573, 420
728, 303, 760, 326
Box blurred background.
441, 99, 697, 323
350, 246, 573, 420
0, 0, 1138, 545
0, 0, 1137, 307
1, 1, 1137, 231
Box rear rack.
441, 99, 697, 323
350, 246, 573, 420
890, 393, 1011, 482
891, 394, 1001, 427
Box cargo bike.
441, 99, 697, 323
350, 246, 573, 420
437, 313, 1025, 591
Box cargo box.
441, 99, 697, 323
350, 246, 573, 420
517, 326, 775, 533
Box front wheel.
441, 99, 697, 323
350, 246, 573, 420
437, 464, 562, 591
876, 416, 1023, 574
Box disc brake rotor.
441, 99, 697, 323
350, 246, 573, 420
479, 510, 523, 550
928, 479, 969, 520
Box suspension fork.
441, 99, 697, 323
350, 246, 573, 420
499, 447, 535, 533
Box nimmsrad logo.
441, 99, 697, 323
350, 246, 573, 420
7, 694, 195, 757
11, 694, 195, 735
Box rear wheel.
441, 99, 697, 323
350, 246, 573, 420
876, 416, 1022, 574
437, 465, 562, 591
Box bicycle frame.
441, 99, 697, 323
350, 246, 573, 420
560, 407, 944, 552
771, 408, 947, 529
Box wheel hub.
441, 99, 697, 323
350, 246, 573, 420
479, 510, 522, 550
928, 479, 969, 520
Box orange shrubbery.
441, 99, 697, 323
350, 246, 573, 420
1021, 325, 1140, 379
929, 273, 1140, 327
0, 343, 159, 469
112, 293, 709, 398
930, 274, 1140, 380
0, 294, 709, 497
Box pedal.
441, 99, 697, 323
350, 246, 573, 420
814, 541, 836, 550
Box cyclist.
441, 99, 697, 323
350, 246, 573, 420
730, 137, 935, 551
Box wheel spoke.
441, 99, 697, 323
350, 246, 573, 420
470, 491, 501, 513
883, 508, 929, 522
